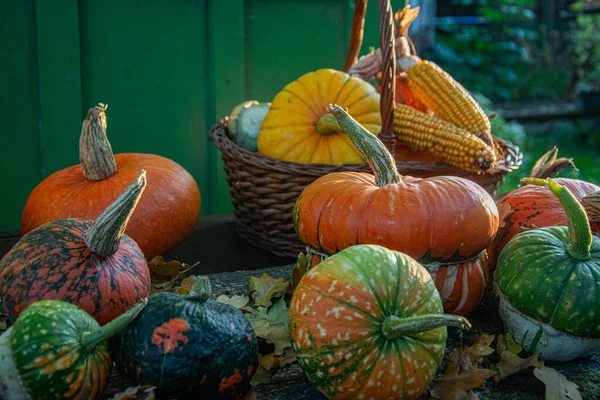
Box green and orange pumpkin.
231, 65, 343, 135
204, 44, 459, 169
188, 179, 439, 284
293, 105, 499, 315
111, 276, 258, 399
20, 103, 201, 261
0, 298, 147, 400
289, 244, 470, 400
0, 172, 151, 326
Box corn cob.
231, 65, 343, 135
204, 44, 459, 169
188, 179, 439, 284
404, 59, 494, 147
393, 104, 496, 172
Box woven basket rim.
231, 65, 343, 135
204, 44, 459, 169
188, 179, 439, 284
209, 119, 523, 179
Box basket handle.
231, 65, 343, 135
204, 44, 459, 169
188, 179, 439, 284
344, 0, 397, 154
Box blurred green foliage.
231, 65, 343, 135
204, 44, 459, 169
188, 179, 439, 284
571, 0, 600, 93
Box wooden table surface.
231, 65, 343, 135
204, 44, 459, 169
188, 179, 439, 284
1, 215, 599, 399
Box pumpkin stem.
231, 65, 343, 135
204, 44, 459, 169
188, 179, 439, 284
85, 171, 147, 256
381, 314, 471, 340
188, 276, 212, 301
80, 103, 118, 181
316, 113, 342, 136
328, 104, 402, 186
81, 298, 148, 352
583, 192, 600, 224
521, 177, 592, 260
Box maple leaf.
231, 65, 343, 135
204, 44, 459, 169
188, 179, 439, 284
249, 273, 289, 307
429, 362, 497, 400
533, 366, 582, 400
109, 385, 156, 400
496, 333, 523, 356
494, 351, 544, 384
216, 294, 250, 309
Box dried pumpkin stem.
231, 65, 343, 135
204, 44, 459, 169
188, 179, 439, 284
381, 314, 471, 340
521, 177, 592, 260
328, 104, 402, 187
315, 113, 342, 136
80, 103, 118, 181
85, 171, 147, 256
81, 298, 148, 352
583, 192, 600, 224
188, 276, 212, 302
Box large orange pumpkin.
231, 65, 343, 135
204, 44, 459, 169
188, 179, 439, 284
257, 69, 381, 164
293, 105, 499, 315
20, 104, 201, 260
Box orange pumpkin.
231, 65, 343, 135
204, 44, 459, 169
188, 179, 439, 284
20, 104, 201, 261
257, 69, 381, 164
294, 105, 499, 315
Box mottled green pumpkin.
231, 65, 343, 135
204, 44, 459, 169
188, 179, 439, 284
0, 299, 146, 400
496, 178, 600, 361
111, 276, 258, 399
289, 244, 470, 400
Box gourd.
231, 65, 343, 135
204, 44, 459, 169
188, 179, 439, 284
289, 244, 470, 400
0, 298, 147, 400
0, 172, 151, 326
293, 104, 498, 315
488, 177, 600, 271
111, 276, 258, 399
257, 69, 381, 164
228, 100, 271, 152
20, 103, 201, 261
495, 178, 600, 361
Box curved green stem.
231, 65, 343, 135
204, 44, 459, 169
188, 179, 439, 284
85, 171, 147, 256
521, 177, 592, 260
82, 298, 148, 352
381, 314, 471, 340
328, 104, 402, 187
79, 103, 118, 181
583, 192, 600, 224
315, 113, 342, 136
188, 276, 212, 301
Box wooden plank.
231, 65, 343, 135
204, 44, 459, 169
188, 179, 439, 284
0, 0, 42, 231
34, 0, 83, 176
207, 0, 246, 215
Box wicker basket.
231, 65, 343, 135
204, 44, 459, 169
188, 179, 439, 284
209, 1, 523, 258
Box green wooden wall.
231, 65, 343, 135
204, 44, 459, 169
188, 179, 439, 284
0, 0, 404, 232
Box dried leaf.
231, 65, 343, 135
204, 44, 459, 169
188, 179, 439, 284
241, 386, 257, 400
109, 385, 156, 400
251, 319, 291, 355
174, 275, 198, 295
394, 5, 420, 36
496, 333, 523, 356
249, 273, 289, 307
469, 334, 495, 363
149, 256, 198, 295
216, 294, 250, 309
449, 347, 472, 372
290, 252, 309, 292
260, 352, 280, 370
528, 147, 577, 179
533, 367, 582, 400
494, 351, 544, 384
429, 363, 498, 400
250, 355, 272, 386
276, 347, 297, 368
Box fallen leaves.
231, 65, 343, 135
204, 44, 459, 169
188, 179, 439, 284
109, 385, 156, 400
249, 273, 289, 307
533, 367, 582, 400
216, 294, 250, 309
495, 351, 543, 384
148, 256, 198, 295
429, 361, 497, 400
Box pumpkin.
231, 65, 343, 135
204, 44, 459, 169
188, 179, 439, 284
495, 178, 600, 361
111, 276, 258, 399
289, 244, 470, 400
20, 103, 201, 261
487, 177, 600, 271
257, 69, 381, 164
228, 100, 271, 152
0, 172, 151, 326
0, 298, 147, 400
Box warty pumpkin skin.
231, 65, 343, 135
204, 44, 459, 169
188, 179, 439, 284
1, 172, 151, 326
20, 104, 201, 261
289, 244, 470, 400
487, 177, 600, 271
293, 105, 499, 264
257, 68, 381, 165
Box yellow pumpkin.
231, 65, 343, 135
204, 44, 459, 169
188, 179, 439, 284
257, 68, 381, 164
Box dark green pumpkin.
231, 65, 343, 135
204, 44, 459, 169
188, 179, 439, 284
496, 177, 600, 361
0, 298, 147, 400
228, 100, 270, 152
111, 276, 258, 399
